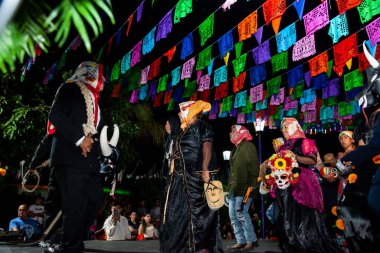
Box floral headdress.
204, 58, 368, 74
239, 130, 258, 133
265, 150, 300, 189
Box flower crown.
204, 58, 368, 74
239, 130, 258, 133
268, 150, 298, 172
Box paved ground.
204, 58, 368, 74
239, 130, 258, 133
0, 239, 281, 252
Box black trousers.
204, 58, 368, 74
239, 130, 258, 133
54, 165, 103, 252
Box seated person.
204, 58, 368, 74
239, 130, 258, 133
9, 204, 41, 240
137, 213, 158, 240
103, 201, 131, 240
29, 195, 45, 227
128, 211, 140, 240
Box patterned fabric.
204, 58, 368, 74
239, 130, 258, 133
181, 33, 194, 60
337, 0, 363, 15
366, 16, 380, 46
311, 73, 328, 89
235, 41, 244, 58
140, 66, 150, 84
234, 91, 247, 108
183, 80, 196, 98
344, 69, 363, 91
164, 46, 176, 63
333, 34, 358, 76
218, 31, 234, 58
281, 118, 305, 139
199, 14, 214, 46
198, 74, 210, 91
164, 89, 173, 105
174, 0, 192, 24
232, 53, 247, 77
252, 40, 270, 64
149, 81, 158, 97
266, 76, 281, 98
309, 51, 329, 77
121, 51, 131, 75
156, 10, 173, 41
139, 84, 148, 100
256, 99, 267, 110
358, 51, 371, 72
214, 65, 228, 87
153, 92, 163, 107
137, 2, 144, 22
270, 87, 285, 105
328, 13, 349, 44
131, 41, 142, 67
215, 81, 228, 100
196, 46, 212, 70
110, 60, 120, 82
142, 27, 156, 55
238, 10, 258, 41
250, 64, 266, 86
250, 83, 263, 103
173, 85, 184, 102
303, 1, 329, 36
181, 57, 195, 80
171, 66, 181, 87
262, 0, 286, 25
221, 96, 233, 112
357, 0, 380, 24
222, 0, 238, 11
293, 0, 305, 20
271, 51, 288, 73
254, 26, 264, 44
148, 58, 161, 80
287, 65, 303, 88
130, 89, 139, 103
276, 22, 297, 53
231, 125, 253, 145
157, 74, 169, 93
232, 72, 246, 93
292, 34, 316, 61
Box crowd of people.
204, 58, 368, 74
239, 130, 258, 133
5, 58, 380, 253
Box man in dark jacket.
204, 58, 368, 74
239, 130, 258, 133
227, 125, 260, 250
47, 61, 105, 253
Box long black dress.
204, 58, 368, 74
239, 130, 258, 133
159, 119, 223, 253
276, 138, 340, 253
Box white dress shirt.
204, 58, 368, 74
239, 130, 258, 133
103, 215, 131, 240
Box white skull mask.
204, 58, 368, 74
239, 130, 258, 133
273, 170, 291, 189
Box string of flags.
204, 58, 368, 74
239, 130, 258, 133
35, 0, 380, 131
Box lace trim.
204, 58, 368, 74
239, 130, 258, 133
76, 81, 97, 136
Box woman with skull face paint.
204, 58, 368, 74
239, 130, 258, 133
159, 100, 223, 253
260, 117, 340, 253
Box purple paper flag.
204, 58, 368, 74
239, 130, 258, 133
254, 26, 264, 45
137, 2, 144, 22
304, 71, 311, 88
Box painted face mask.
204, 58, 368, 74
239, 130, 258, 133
265, 150, 300, 190
204, 180, 224, 210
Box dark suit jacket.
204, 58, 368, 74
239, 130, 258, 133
48, 83, 102, 168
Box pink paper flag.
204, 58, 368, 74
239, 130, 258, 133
366, 16, 380, 46
250, 84, 263, 103
303, 1, 329, 36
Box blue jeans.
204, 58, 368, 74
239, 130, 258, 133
228, 195, 257, 244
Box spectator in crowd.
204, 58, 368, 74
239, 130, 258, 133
29, 195, 45, 227
103, 201, 130, 241
137, 213, 158, 240
9, 204, 41, 240
150, 200, 160, 221
136, 200, 147, 218
128, 211, 140, 240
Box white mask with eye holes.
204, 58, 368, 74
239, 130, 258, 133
273, 170, 291, 189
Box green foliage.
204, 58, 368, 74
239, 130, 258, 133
0, 0, 115, 73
